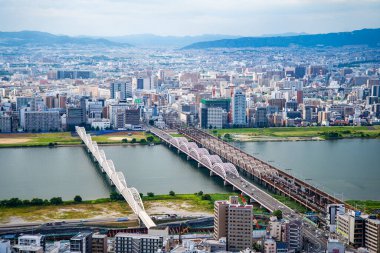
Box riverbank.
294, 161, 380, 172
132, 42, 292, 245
0, 131, 160, 148
211, 126, 380, 142
0, 193, 238, 224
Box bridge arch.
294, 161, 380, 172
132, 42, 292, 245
200, 155, 223, 168
189, 147, 209, 160
212, 162, 240, 179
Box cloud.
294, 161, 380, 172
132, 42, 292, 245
0, 0, 379, 36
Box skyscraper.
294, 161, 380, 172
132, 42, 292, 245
110, 81, 132, 100
232, 89, 246, 126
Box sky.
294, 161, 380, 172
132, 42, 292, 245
0, 0, 379, 37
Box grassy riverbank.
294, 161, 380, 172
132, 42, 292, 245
0, 131, 160, 148
211, 126, 380, 141
346, 200, 380, 214
0, 193, 236, 224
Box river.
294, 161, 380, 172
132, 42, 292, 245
0, 139, 379, 201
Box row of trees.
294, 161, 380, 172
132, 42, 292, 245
0, 195, 82, 207
121, 136, 155, 144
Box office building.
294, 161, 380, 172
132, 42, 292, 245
67, 108, 86, 129
24, 111, 60, 132
114, 233, 163, 253
125, 108, 140, 126
232, 89, 246, 126
206, 107, 224, 129
111, 81, 132, 100
254, 107, 268, 127
70, 232, 92, 253
337, 211, 365, 248
200, 98, 230, 128
214, 196, 253, 251
365, 217, 380, 253
91, 233, 107, 253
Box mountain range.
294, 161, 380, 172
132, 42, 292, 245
0, 31, 131, 47
182, 28, 380, 49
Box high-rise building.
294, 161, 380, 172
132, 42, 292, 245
114, 233, 163, 253
91, 233, 107, 253
214, 196, 253, 252
70, 232, 92, 253
296, 90, 303, 104
254, 107, 268, 127
337, 211, 365, 248
200, 98, 230, 128
232, 89, 246, 126
364, 217, 380, 253
110, 81, 132, 100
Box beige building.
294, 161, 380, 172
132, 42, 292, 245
337, 211, 365, 248
365, 218, 380, 253
92, 233, 107, 253
214, 196, 253, 252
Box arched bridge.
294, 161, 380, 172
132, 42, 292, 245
76, 127, 155, 228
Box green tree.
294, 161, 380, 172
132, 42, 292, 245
22, 200, 31, 206
140, 138, 147, 144
147, 192, 155, 197
110, 192, 123, 201
7, 198, 22, 207
201, 194, 211, 200
272, 210, 283, 220
74, 195, 82, 203
31, 198, 44, 205
197, 191, 203, 196
139, 193, 143, 198
122, 138, 128, 143
131, 138, 137, 143
147, 136, 154, 142
224, 133, 231, 139
169, 191, 175, 196
50, 197, 63, 205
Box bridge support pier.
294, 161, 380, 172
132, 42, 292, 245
232, 186, 237, 191
186, 156, 190, 160
197, 163, 201, 168
177, 149, 180, 154
210, 171, 214, 176
224, 181, 229, 186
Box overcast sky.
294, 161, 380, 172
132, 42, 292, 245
0, 0, 379, 37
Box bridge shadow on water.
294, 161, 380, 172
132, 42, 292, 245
79, 147, 114, 194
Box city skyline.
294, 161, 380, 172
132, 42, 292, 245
0, 0, 380, 37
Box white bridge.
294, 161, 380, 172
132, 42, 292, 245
75, 126, 156, 228
150, 127, 294, 214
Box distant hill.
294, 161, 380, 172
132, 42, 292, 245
101, 34, 241, 48
183, 28, 380, 49
0, 31, 131, 47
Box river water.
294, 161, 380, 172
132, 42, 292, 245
0, 139, 379, 201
